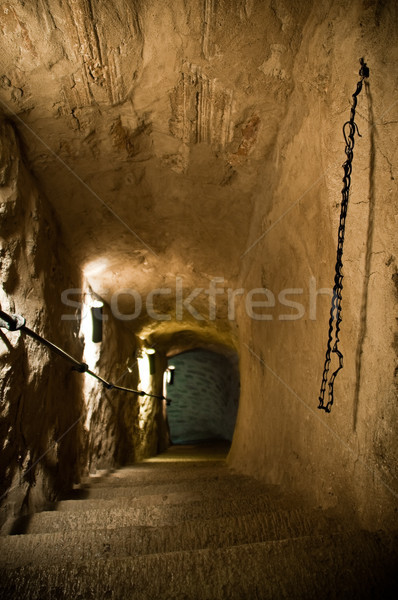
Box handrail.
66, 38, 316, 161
0, 309, 165, 401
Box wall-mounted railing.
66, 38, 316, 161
0, 309, 165, 401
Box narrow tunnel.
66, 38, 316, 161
165, 349, 239, 445
0, 0, 397, 597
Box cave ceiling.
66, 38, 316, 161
0, 0, 310, 342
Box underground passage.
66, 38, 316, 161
0, 0, 397, 598
165, 349, 239, 444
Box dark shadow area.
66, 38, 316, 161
7, 514, 32, 536
353, 80, 376, 431
60, 487, 90, 501
156, 440, 231, 461
59, 468, 116, 500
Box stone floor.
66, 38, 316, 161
0, 442, 397, 599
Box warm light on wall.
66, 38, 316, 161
81, 298, 102, 370
166, 366, 175, 385
137, 353, 151, 393
143, 347, 156, 374
80, 292, 104, 429
137, 352, 154, 431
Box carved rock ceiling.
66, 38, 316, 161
0, 0, 308, 343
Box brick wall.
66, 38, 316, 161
166, 350, 239, 444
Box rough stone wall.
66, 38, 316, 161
166, 350, 239, 444
153, 352, 171, 454
80, 299, 142, 471
1, 0, 397, 532
229, 0, 398, 530
0, 117, 84, 526
134, 350, 169, 460
0, 116, 157, 522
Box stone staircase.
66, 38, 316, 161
0, 443, 397, 599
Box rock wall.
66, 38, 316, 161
229, 0, 398, 530
79, 295, 142, 471
1, 0, 397, 532
0, 116, 160, 523
134, 349, 170, 460
0, 117, 84, 526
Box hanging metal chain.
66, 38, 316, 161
318, 58, 369, 413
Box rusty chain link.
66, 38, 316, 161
318, 58, 369, 413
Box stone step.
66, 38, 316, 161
56, 490, 206, 512
0, 493, 294, 535
0, 530, 396, 599
77, 472, 277, 499
0, 508, 343, 566
80, 463, 237, 488
143, 444, 230, 463
54, 488, 300, 514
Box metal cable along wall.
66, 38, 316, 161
0, 308, 166, 401
318, 58, 369, 413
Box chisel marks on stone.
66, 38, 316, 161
170, 64, 233, 152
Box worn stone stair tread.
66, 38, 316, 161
84, 458, 227, 476
55, 482, 287, 510
80, 466, 241, 488
0, 507, 346, 565
0, 492, 295, 535
81, 465, 226, 484
0, 531, 396, 600
76, 474, 278, 499
2, 445, 396, 599
55, 490, 206, 511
